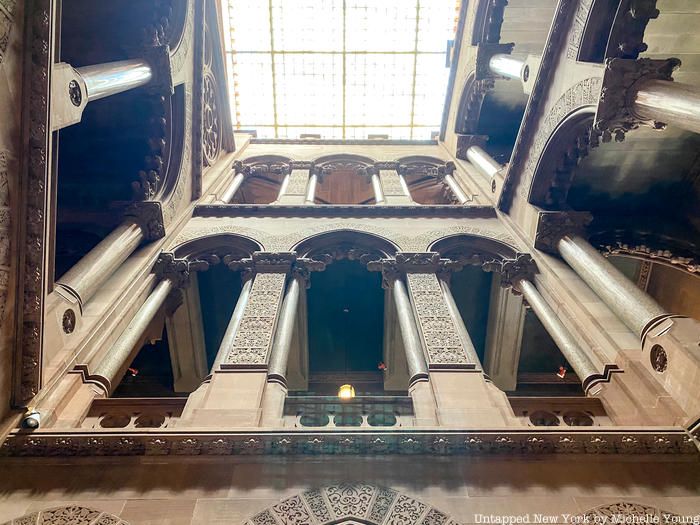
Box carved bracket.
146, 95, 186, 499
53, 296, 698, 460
484, 253, 538, 291
534, 211, 592, 253
233, 160, 291, 177
475, 42, 515, 80
125, 201, 166, 241
594, 57, 680, 143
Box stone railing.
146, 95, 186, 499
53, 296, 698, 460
508, 396, 611, 427
283, 396, 414, 428
80, 398, 187, 429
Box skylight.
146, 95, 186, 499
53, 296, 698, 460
222, 0, 460, 140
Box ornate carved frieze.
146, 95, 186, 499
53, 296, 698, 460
599, 242, 700, 274
406, 273, 471, 367
223, 272, 286, 367
485, 253, 538, 291
378, 170, 405, 197
566, 0, 594, 60
594, 57, 680, 143
144, 44, 174, 96
2, 505, 129, 525
581, 502, 679, 524
124, 201, 166, 240
2, 429, 696, 457
397, 161, 455, 180
233, 159, 291, 177
133, 96, 170, 201
534, 210, 592, 253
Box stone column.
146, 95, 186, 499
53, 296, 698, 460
220, 172, 246, 203
210, 275, 254, 371
304, 173, 318, 204
370, 172, 386, 204
91, 278, 174, 395
78, 60, 153, 101
442, 173, 470, 204
489, 54, 527, 81
437, 274, 481, 367
55, 220, 145, 307
466, 145, 502, 179
632, 79, 700, 135
557, 234, 667, 338
516, 278, 604, 393
267, 273, 304, 384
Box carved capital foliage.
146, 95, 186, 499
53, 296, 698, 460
252, 251, 297, 273
144, 44, 174, 96
395, 252, 442, 272
594, 57, 680, 143
233, 159, 291, 177
534, 211, 592, 253
153, 253, 193, 289
606, 0, 660, 59
455, 134, 488, 160
475, 42, 514, 80
396, 161, 455, 180
374, 161, 400, 171
125, 201, 165, 241
487, 253, 538, 290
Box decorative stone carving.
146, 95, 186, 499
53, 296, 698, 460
378, 170, 405, 196
0, 0, 17, 65
566, 0, 594, 60
397, 161, 455, 180
223, 272, 287, 367
594, 57, 680, 143
133, 96, 170, 200
580, 502, 679, 523
406, 273, 470, 367
472, 0, 508, 45
2, 506, 129, 525
600, 242, 700, 274
62, 309, 76, 334
170, 0, 194, 75
455, 134, 488, 160
534, 210, 592, 253
475, 42, 515, 80
488, 253, 538, 290
124, 201, 166, 240
144, 44, 174, 96
233, 159, 291, 177
454, 74, 495, 135
606, 0, 660, 59
285, 170, 311, 195
202, 70, 221, 166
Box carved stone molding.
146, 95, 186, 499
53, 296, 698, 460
247, 485, 456, 525
406, 273, 471, 367
233, 159, 292, 177
594, 57, 680, 143
144, 44, 174, 96
580, 502, 679, 523
606, 0, 660, 60
2, 429, 696, 457
124, 201, 166, 241
472, 0, 509, 45
486, 253, 538, 290
534, 211, 592, 254
2, 505, 129, 525
599, 242, 700, 274
455, 74, 495, 135
397, 161, 455, 180
0, 0, 17, 65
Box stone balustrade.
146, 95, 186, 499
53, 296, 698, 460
283, 396, 414, 428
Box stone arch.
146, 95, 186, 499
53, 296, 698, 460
312, 153, 376, 169
293, 229, 399, 261
241, 154, 293, 166
172, 232, 263, 261
454, 72, 493, 135
527, 106, 596, 208
3, 505, 129, 525
579, 501, 680, 522
245, 484, 457, 525
430, 233, 519, 262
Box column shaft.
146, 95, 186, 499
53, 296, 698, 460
489, 54, 527, 81
518, 279, 599, 389
93, 278, 173, 394
77, 59, 153, 102
558, 234, 667, 337
268, 275, 302, 383
305, 174, 318, 204
276, 173, 291, 201
632, 79, 700, 134
56, 220, 145, 306
211, 277, 254, 371
438, 277, 481, 367
220, 173, 246, 203
391, 278, 429, 384
466, 145, 501, 178
371, 173, 385, 203
443, 174, 469, 204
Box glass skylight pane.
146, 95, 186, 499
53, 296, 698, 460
346, 127, 412, 140
345, 54, 413, 126
280, 127, 344, 139
227, 0, 271, 52
412, 54, 449, 126
275, 54, 343, 126
418, 2, 458, 52
411, 127, 440, 140
345, 0, 416, 52
272, 0, 343, 52
231, 54, 275, 126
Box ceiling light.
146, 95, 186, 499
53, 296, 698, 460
338, 384, 355, 400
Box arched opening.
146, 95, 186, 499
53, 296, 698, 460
229, 155, 292, 204
313, 155, 377, 205
397, 156, 458, 205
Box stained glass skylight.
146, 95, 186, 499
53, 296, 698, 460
222, 0, 460, 140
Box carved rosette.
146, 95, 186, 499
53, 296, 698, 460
406, 273, 470, 367
594, 57, 680, 143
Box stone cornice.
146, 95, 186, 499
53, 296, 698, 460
193, 204, 497, 219
249, 139, 437, 146
1, 428, 696, 457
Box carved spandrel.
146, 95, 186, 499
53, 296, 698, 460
223, 272, 286, 367
406, 273, 469, 367
285, 170, 311, 195
379, 170, 405, 196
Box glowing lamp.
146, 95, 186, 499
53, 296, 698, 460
338, 384, 355, 400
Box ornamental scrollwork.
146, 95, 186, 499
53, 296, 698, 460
202, 69, 221, 166
2, 505, 129, 525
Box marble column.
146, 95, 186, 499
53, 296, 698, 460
557, 234, 667, 338
489, 54, 527, 82
77, 59, 153, 102
466, 145, 502, 179
370, 172, 386, 204
517, 279, 601, 392
389, 277, 429, 385
442, 173, 470, 204
210, 275, 254, 372
267, 274, 303, 384
55, 220, 145, 307
92, 278, 174, 395
220, 172, 246, 203
632, 79, 700, 134
304, 173, 318, 204
437, 275, 481, 367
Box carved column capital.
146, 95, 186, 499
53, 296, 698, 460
125, 200, 165, 241
292, 257, 326, 288
491, 253, 538, 291
289, 160, 314, 170
396, 252, 442, 273
534, 210, 592, 253
594, 57, 680, 143
374, 161, 400, 171
251, 252, 297, 273
153, 253, 193, 289
476, 42, 515, 79
232, 160, 252, 176
144, 44, 174, 96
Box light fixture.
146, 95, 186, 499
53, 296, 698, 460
338, 384, 355, 400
